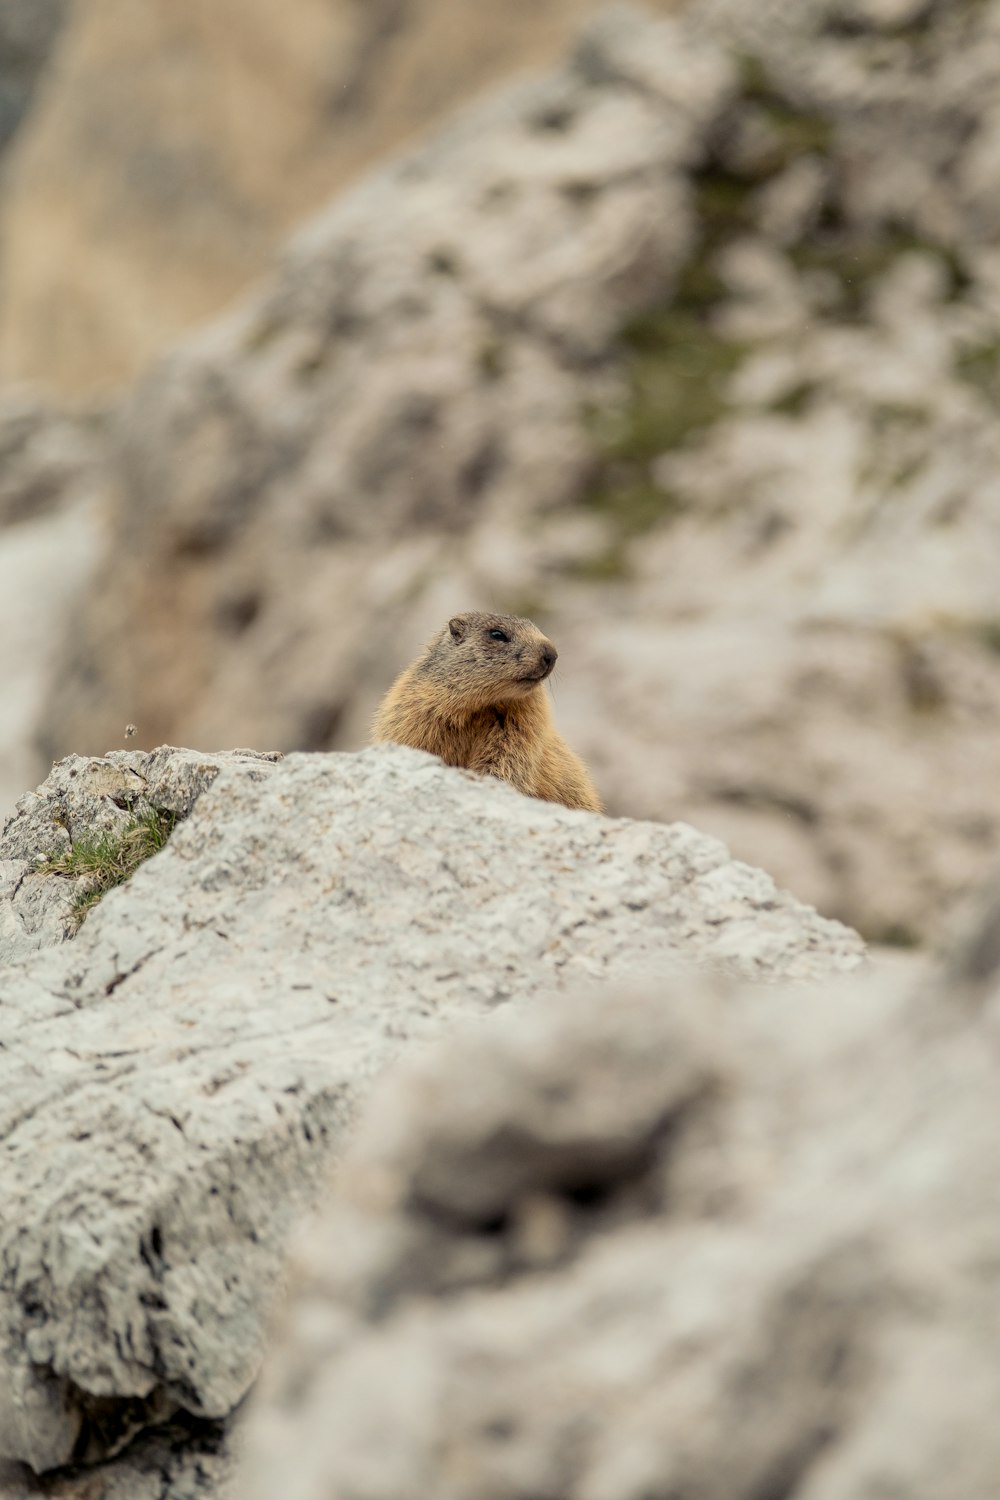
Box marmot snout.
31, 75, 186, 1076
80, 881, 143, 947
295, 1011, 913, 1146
443, 613, 557, 693
371, 611, 601, 813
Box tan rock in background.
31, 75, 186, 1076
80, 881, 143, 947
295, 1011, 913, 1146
0, 0, 678, 398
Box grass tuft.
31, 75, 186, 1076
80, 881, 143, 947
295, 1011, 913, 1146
41, 807, 177, 929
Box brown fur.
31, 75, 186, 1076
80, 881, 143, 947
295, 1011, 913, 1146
371, 611, 603, 813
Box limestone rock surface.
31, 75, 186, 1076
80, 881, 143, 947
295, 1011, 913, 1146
0, 744, 861, 1481
245, 942, 1000, 1500
0, 746, 281, 967
0, 1417, 232, 1500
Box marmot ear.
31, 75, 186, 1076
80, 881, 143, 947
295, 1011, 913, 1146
448, 616, 466, 642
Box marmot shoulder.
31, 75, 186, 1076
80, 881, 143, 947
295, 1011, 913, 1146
371, 611, 602, 814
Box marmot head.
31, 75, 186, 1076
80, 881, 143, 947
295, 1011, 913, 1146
428, 611, 558, 710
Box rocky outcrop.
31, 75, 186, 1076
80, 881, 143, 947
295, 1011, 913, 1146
0, 745, 861, 1485
244, 931, 1000, 1500
32, 1, 1000, 947
0, 0, 678, 396
0, 746, 280, 966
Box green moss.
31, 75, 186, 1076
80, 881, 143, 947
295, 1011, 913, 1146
576, 50, 975, 547
596, 311, 745, 464
758, 104, 833, 161
870, 402, 928, 430
578, 53, 828, 527
973, 620, 1000, 655
586, 477, 687, 537
693, 167, 759, 238
561, 538, 634, 582
673, 253, 730, 312
580, 189, 745, 540
790, 229, 970, 317
476, 336, 507, 382
736, 54, 834, 165
41, 807, 178, 929
954, 339, 1000, 395
868, 920, 920, 950
581, 305, 737, 540
770, 381, 819, 416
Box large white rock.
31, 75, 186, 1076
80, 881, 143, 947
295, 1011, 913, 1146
244, 931, 1000, 1500
0, 745, 862, 1477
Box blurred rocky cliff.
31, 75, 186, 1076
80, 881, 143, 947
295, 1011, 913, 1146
2, 0, 1000, 945
0, 0, 678, 396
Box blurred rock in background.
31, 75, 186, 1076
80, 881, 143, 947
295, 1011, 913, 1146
0, 392, 105, 813
245, 954, 1000, 1500
0, 0, 678, 398
1, 0, 999, 947
0, 0, 66, 156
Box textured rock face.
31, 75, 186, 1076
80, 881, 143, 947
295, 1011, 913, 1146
0, 745, 861, 1480
245, 950, 1000, 1500
0, 746, 280, 966
0, 0, 678, 396
0, 1417, 232, 1500
34, 0, 1000, 947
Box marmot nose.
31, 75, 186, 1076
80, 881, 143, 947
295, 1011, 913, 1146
540, 643, 558, 674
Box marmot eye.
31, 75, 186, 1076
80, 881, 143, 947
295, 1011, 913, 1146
488, 629, 510, 642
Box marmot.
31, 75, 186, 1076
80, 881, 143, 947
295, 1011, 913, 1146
371, 611, 603, 813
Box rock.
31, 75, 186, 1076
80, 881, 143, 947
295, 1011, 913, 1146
0, 392, 106, 820
0, 744, 862, 1476
0, 1416, 234, 1500
0, 390, 101, 527
0, 0, 681, 397
0, 0, 66, 157
550, 609, 1000, 949
0, 746, 281, 967
243, 947, 1000, 1500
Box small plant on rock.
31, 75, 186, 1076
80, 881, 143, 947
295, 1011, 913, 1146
41, 806, 177, 928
